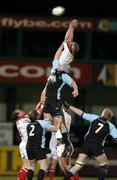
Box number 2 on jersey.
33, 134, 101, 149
29, 125, 35, 136
95, 123, 104, 133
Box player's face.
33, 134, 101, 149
58, 65, 64, 71
16, 110, 26, 119
67, 41, 72, 50
72, 43, 78, 54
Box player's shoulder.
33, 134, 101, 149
21, 117, 30, 123
16, 117, 29, 124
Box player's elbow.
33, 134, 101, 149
49, 126, 58, 132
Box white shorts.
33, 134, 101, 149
48, 133, 57, 159
19, 141, 28, 159
57, 143, 65, 157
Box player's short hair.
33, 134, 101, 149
28, 109, 38, 121
101, 108, 113, 120
11, 109, 25, 120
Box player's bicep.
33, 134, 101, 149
83, 113, 99, 122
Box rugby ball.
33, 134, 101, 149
52, 6, 65, 16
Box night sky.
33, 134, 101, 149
0, 0, 116, 18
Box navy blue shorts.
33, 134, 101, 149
43, 99, 62, 116
26, 145, 50, 160
79, 142, 104, 157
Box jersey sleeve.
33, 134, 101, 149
50, 59, 60, 73
61, 73, 73, 86
82, 113, 99, 122
52, 59, 59, 69
39, 120, 54, 130
109, 122, 117, 138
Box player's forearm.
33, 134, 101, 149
64, 19, 78, 42
41, 89, 45, 98
64, 26, 75, 42
71, 80, 79, 97
49, 125, 60, 132
69, 106, 83, 117
40, 86, 46, 102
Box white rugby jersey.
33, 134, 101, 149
59, 42, 74, 65
16, 117, 30, 143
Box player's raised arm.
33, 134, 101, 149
54, 41, 64, 60
64, 19, 79, 43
